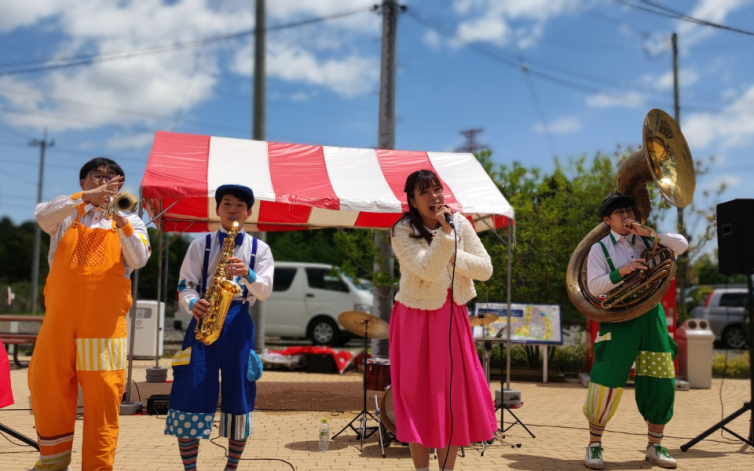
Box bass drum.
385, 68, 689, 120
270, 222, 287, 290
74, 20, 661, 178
379, 385, 397, 435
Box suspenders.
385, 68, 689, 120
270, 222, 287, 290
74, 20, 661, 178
200, 232, 258, 301
597, 241, 616, 271
598, 235, 654, 273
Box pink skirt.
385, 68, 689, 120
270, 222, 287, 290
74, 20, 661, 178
388, 292, 497, 448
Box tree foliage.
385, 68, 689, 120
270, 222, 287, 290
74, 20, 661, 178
474, 150, 617, 328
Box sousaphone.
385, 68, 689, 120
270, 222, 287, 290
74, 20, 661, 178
566, 109, 695, 323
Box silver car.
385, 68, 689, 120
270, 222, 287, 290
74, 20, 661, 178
692, 288, 749, 349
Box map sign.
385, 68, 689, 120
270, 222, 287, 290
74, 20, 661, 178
472, 303, 563, 345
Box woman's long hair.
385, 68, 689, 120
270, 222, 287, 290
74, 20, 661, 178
390, 169, 443, 245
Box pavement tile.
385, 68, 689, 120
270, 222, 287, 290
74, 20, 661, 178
0, 358, 751, 470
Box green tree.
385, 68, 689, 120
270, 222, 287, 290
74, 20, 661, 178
474, 149, 616, 329
136, 228, 192, 310
692, 251, 747, 285
0, 217, 50, 312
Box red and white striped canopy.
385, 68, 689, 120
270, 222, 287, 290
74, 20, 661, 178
141, 131, 514, 233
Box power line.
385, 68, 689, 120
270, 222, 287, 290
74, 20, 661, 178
405, 8, 751, 114
616, 0, 754, 37
0, 122, 34, 141
508, 28, 557, 157
0, 169, 38, 185
0, 7, 376, 77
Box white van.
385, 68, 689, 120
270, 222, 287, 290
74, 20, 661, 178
175, 262, 373, 346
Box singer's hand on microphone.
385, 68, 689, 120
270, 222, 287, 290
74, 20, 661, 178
434, 205, 453, 235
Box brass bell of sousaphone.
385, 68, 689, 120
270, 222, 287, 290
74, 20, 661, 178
566, 109, 696, 323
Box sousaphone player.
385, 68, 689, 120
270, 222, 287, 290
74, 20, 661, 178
566, 110, 695, 469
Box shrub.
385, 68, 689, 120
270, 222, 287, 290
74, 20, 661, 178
712, 351, 750, 379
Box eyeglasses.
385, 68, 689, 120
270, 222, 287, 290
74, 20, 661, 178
610, 208, 635, 217
89, 172, 120, 183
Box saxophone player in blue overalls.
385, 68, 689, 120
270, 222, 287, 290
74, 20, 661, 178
164, 185, 274, 471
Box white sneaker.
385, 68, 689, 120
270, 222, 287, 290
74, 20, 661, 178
646, 444, 677, 468
584, 443, 604, 469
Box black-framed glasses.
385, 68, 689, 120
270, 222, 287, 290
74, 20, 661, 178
89, 172, 119, 183
610, 207, 635, 217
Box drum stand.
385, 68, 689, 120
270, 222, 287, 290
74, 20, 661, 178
332, 320, 380, 451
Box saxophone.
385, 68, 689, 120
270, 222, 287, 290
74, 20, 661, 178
194, 220, 243, 345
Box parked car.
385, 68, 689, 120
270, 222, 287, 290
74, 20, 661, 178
175, 262, 373, 346
691, 288, 750, 349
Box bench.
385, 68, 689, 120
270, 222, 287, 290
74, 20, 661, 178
0, 315, 44, 368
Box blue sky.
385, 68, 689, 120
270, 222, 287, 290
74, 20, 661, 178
0, 0, 752, 250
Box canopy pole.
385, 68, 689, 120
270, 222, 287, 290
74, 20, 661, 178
123, 188, 144, 411
506, 222, 512, 390
154, 219, 163, 368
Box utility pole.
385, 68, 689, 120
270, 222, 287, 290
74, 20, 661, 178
672, 32, 689, 319
250, 0, 266, 352
456, 128, 488, 154
29, 129, 53, 314
373, 0, 400, 358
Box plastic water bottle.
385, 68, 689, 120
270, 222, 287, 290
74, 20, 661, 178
319, 418, 330, 452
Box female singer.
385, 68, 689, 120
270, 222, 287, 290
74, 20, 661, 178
389, 169, 497, 471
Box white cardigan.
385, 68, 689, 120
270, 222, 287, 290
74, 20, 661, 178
391, 214, 493, 310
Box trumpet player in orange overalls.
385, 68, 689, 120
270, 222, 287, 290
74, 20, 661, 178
29, 158, 150, 471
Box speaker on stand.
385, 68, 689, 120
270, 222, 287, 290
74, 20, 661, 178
681, 199, 754, 452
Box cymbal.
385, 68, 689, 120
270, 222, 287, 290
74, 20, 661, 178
337, 311, 389, 340
469, 313, 500, 327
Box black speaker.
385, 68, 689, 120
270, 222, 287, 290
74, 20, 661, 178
717, 199, 754, 275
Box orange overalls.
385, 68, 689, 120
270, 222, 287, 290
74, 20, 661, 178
28, 206, 133, 471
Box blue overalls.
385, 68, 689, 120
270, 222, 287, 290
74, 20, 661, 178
164, 233, 258, 441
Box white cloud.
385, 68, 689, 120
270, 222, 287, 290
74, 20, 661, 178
678, 0, 748, 47
451, 0, 581, 47
683, 83, 754, 149
721, 88, 737, 101
106, 132, 155, 150
534, 116, 582, 134
705, 175, 741, 191
0, 0, 381, 132
585, 91, 646, 108
0, 0, 61, 32
231, 40, 378, 98
423, 30, 442, 50
639, 69, 699, 91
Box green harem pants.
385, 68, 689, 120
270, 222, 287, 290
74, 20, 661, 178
583, 304, 679, 427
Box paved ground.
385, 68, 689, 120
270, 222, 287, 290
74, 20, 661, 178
1, 357, 751, 471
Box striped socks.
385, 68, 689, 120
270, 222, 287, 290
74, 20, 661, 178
178, 438, 199, 470
225, 438, 247, 470
588, 421, 605, 444
648, 430, 663, 445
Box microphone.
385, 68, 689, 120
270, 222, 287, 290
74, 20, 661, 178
444, 206, 455, 229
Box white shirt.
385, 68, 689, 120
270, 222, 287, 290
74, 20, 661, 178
587, 228, 688, 297
35, 194, 151, 278
177, 227, 274, 313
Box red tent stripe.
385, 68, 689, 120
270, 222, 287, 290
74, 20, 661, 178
142, 131, 210, 200
267, 142, 339, 210
258, 201, 312, 224
374, 149, 461, 212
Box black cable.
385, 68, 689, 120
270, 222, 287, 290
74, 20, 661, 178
209, 425, 296, 470
0, 7, 375, 76
131, 379, 141, 404
617, 0, 754, 37
0, 431, 34, 448
441, 216, 458, 471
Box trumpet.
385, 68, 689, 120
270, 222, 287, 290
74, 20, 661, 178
101, 192, 139, 220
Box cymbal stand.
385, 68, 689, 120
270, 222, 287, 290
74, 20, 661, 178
331, 319, 379, 451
